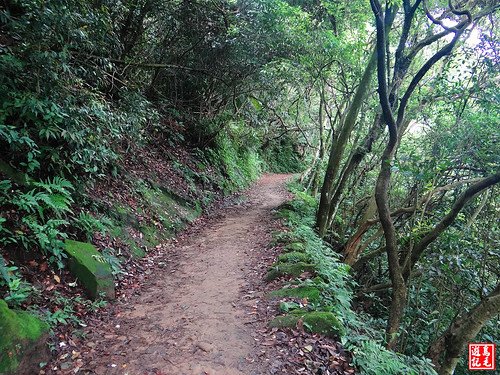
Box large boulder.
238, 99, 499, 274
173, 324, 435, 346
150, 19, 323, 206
65, 240, 115, 300
0, 300, 49, 374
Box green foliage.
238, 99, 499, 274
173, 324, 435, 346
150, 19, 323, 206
0, 0, 158, 179
0, 257, 33, 308
3, 278, 33, 308
207, 130, 262, 192
73, 212, 112, 241
271, 185, 437, 374
0, 177, 73, 268
277, 251, 310, 263
42, 291, 106, 328
262, 136, 305, 173
348, 339, 436, 375
100, 248, 123, 276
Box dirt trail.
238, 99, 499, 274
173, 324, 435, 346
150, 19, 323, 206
82, 174, 291, 375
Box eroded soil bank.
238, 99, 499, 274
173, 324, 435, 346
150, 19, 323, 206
71, 174, 291, 375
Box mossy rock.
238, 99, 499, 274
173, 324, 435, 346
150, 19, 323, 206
266, 262, 316, 281
271, 231, 303, 245
277, 202, 296, 212
64, 240, 115, 300
0, 300, 49, 374
269, 311, 345, 337
284, 242, 306, 253
278, 251, 309, 264
269, 286, 322, 303
276, 209, 295, 220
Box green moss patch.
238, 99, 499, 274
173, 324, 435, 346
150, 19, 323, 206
129, 241, 146, 258
269, 311, 345, 337
64, 240, 115, 300
143, 186, 201, 225
266, 262, 316, 281
110, 205, 139, 227
278, 251, 309, 263
284, 242, 306, 252
0, 300, 49, 374
271, 231, 304, 245
139, 224, 161, 247
269, 286, 322, 303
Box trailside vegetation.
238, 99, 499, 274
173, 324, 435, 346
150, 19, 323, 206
1, 0, 498, 373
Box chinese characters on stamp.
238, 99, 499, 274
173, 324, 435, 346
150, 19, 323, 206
469, 343, 496, 371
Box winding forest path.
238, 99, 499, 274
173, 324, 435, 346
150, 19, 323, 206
81, 174, 291, 375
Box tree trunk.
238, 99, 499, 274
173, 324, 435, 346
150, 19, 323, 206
375, 141, 406, 349
369, 0, 471, 348
428, 284, 500, 375
343, 193, 378, 262
308, 86, 328, 196
316, 51, 377, 237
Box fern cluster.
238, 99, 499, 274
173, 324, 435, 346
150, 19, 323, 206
0, 175, 112, 307
274, 184, 438, 375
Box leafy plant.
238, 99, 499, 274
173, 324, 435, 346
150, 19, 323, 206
101, 248, 123, 276
42, 291, 107, 328
272, 186, 438, 374
73, 212, 111, 240
0, 176, 73, 267
347, 338, 437, 375
0, 256, 33, 307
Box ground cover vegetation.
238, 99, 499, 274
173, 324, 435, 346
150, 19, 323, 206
0, 0, 498, 373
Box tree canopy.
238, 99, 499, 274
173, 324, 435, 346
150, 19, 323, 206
1, 0, 498, 373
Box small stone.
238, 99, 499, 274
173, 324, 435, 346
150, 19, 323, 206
275, 332, 287, 341
60, 362, 72, 370
195, 342, 214, 352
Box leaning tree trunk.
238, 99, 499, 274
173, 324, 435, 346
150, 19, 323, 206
327, 113, 383, 230
308, 86, 328, 196
316, 51, 377, 237
427, 284, 500, 375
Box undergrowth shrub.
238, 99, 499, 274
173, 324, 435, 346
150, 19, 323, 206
207, 131, 262, 192
0, 256, 33, 307
271, 182, 438, 375
0, 177, 74, 268
262, 135, 304, 173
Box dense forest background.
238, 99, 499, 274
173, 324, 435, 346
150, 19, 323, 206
0, 0, 498, 374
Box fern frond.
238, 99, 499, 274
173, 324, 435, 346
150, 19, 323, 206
34, 176, 74, 194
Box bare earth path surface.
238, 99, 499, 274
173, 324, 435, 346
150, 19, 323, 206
80, 174, 291, 375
